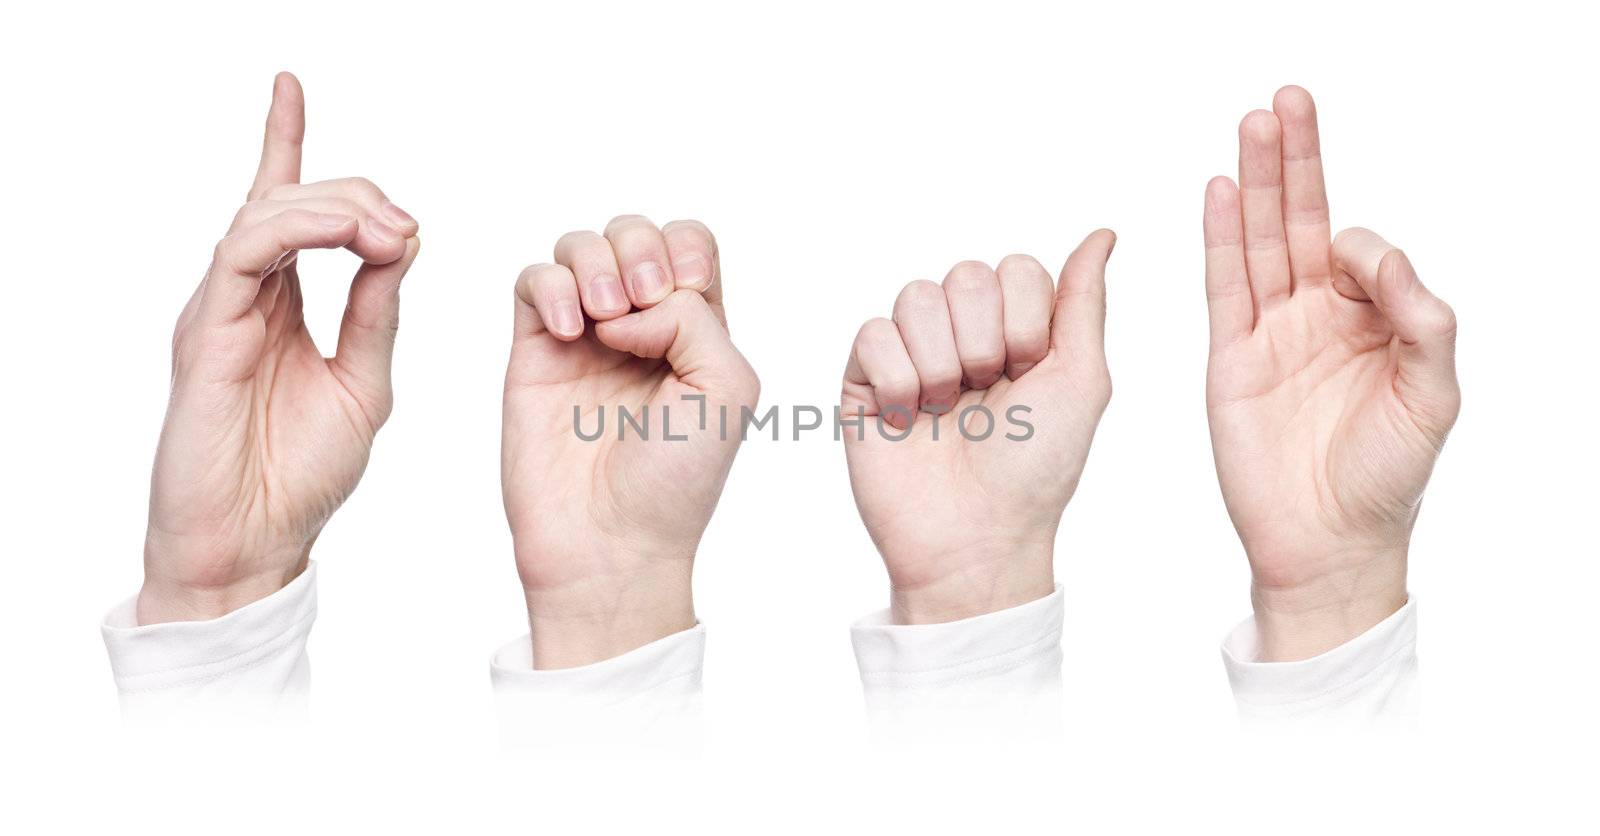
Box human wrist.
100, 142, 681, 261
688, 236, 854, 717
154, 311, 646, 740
887, 543, 1055, 625
1249, 546, 1408, 662
136, 546, 309, 625
521, 559, 696, 669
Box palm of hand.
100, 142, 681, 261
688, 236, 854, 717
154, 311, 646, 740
846, 354, 1105, 590
504, 334, 745, 589
1208, 277, 1441, 588
150, 266, 378, 588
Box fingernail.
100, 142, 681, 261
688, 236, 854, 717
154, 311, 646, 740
590, 274, 627, 311
317, 213, 354, 230
367, 219, 401, 244
1010, 362, 1034, 378
631, 262, 670, 302
672, 254, 709, 290
551, 301, 582, 337
382, 201, 416, 230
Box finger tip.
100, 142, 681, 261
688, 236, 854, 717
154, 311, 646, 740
1239, 109, 1281, 142
1206, 175, 1239, 199
1205, 177, 1242, 222
1272, 85, 1316, 118
272, 71, 304, 102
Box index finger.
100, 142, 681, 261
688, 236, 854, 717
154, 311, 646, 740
662, 219, 723, 317
248, 72, 305, 200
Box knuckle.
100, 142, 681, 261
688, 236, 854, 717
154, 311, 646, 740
942, 260, 996, 292
858, 317, 897, 344
734, 360, 762, 405
662, 287, 708, 311
1430, 301, 1458, 338
920, 363, 962, 392
1332, 226, 1372, 249
325, 196, 363, 216
997, 253, 1046, 276
556, 229, 603, 250
895, 279, 945, 311
343, 176, 382, 198
604, 214, 654, 234
517, 262, 561, 289
878, 379, 919, 407
211, 237, 237, 271
1006, 328, 1050, 361
963, 347, 1007, 373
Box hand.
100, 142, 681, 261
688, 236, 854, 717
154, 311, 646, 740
139, 73, 421, 624
1202, 86, 1459, 661
841, 232, 1116, 624
503, 217, 758, 668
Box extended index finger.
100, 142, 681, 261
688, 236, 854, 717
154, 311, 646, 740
249, 72, 305, 199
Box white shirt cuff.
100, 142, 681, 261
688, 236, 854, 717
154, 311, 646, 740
850, 586, 1064, 740
101, 563, 318, 718
1221, 597, 1418, 727
489, 624, 706, 747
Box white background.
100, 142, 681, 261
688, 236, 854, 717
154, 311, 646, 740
2, 0, 1595, 831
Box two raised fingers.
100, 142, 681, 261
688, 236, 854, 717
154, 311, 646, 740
521, 216, 720, 341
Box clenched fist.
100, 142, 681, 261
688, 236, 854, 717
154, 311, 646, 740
1203, 86, 1459, 660
503, 217, 758, 668
140, 73, 420, 624
842, 232, 1116, 624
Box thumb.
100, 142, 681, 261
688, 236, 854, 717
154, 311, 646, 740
1332, 228, 1461, 435
594, 289, 758, 402
1051, 228, 1116, 360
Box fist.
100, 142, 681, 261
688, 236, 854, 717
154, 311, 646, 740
502, 216, 757, 668
842, 230, 1116, 624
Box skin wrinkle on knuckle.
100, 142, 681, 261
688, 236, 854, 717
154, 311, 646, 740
943, 261, 994, 291
963, 350, 1006, 375
556, 230, 602, 251
920, 365, 961, 394
342, 176, 382, 201
1008, 325, 1049, 353
605, 214, 652, 235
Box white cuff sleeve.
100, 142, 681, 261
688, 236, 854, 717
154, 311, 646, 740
1221, 598, 1418, 728
489, 624, 706, 748
100, 563, 318, 721
850, 586, 1064, 742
